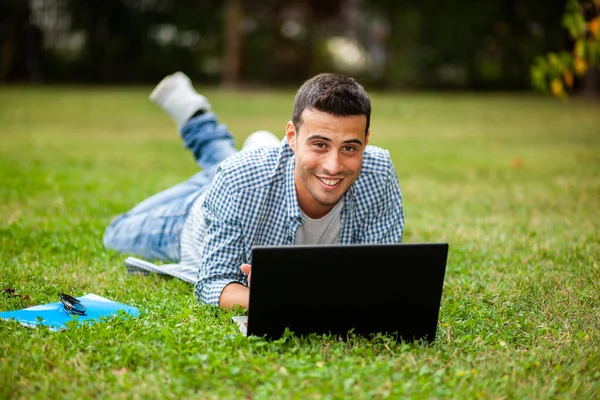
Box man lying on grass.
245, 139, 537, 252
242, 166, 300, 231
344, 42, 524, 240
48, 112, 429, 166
103, 71, 405, 309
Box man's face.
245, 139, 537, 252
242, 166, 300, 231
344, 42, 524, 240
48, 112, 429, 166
286, 108, 369, 219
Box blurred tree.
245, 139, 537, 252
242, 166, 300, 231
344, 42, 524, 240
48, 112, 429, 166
223, 0, 243, 88
241, 0, 348, 85
65, 0, 225, 83
367, 0, 567, 90
530, 0, 600, 99
0, 0, 583, 91
68, 0, 140, 82
0, 0, 43, 82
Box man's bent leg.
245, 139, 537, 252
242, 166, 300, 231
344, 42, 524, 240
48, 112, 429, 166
149, 71, 238, 170
115, 112, 236, 216
181, 112, 237, 170
104, 97, 239, 261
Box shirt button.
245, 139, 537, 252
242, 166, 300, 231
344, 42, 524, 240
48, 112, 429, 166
288, 236, 293, 242
296, 217, 302, 223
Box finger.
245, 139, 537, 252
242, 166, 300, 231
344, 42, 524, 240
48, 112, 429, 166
240, 264, 252, 275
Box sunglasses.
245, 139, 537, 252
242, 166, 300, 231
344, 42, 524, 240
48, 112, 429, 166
59, 293, 87, 316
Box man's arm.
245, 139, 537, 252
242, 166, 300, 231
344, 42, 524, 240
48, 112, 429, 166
219, 282, 249, 309
193, 168, 250, 307
219, 264, 251, 308
361, 167, 404, 243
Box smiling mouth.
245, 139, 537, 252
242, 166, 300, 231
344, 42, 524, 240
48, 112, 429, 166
317, 177, 342, 187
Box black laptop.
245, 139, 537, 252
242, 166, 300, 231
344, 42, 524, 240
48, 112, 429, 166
236, 243, 449, 343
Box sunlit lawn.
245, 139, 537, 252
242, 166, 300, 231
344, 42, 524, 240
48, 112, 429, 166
0, 84, 598, 399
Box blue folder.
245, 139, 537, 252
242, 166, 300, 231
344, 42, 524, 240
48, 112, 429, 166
0, 293, 140, 331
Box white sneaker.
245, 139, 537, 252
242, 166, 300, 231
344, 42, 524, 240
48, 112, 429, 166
241, 130, 281, 151
149, 71, 211, 128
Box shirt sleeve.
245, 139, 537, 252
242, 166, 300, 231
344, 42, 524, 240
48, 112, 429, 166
193, 168, 248, 306
360, 168, 405, 244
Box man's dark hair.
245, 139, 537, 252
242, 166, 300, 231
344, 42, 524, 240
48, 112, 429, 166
291, 73, 371, 136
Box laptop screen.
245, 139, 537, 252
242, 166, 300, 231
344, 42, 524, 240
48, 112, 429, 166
246, 243, 449, 342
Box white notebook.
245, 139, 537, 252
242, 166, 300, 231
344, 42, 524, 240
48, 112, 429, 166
124, 257, 198, 284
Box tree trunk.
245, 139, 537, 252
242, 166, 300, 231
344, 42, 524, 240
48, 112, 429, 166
580, 66, 600, 100
223, 0, 243, 88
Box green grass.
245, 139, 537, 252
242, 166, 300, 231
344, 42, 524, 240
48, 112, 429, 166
0, 85, 599, 399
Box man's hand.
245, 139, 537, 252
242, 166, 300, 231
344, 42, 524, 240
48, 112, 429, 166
241, 263, 252, 287
218, 264, 252, 309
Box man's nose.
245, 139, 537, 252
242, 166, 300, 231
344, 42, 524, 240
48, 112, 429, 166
322, 151, 342, 175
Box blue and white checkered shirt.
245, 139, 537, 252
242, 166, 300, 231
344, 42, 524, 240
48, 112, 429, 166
187, 138, 404, 305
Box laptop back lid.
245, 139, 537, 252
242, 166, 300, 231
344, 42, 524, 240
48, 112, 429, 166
247, 243, 449, 342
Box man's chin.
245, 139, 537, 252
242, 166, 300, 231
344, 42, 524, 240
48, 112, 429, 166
314, 191, 344, 207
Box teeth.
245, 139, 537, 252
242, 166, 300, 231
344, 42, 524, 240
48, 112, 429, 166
319, 178, 340, 186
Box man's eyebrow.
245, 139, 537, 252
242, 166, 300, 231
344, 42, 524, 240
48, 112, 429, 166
306, 135, 363, 146
342, 138, 364, 146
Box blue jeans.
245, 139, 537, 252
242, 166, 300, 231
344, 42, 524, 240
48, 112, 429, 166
103, 112, 237, 261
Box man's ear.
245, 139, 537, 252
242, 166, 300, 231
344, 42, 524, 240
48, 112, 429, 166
286, 121, 297, 152
365, 129, 370, 147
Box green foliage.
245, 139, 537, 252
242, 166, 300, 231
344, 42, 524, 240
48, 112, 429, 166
563, 0, 589, 37
0, 87, 599, 398
530, 0, 600, 98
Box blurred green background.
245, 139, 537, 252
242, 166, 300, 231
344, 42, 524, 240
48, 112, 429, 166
1, 0, 599, 95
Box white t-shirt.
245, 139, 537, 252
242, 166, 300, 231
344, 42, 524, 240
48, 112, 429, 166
294, 200, 343, 245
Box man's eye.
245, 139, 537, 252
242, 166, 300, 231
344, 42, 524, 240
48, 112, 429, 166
343, 146, 357, 152
314, 142, 326, 148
